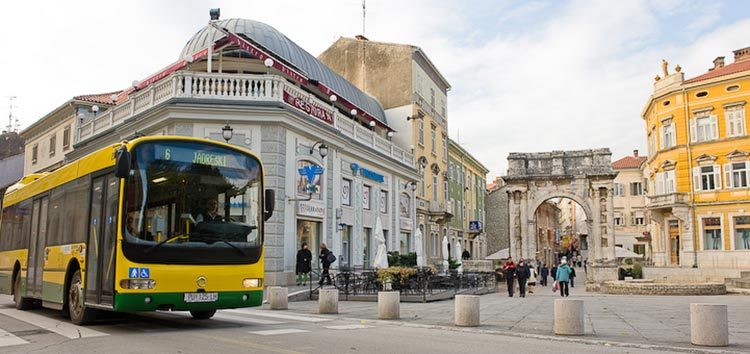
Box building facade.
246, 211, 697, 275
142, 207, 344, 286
535, 201, 560, 266
447, 139, 489, 259
641, 48, 750, 269
23, 17, 419, 285
319, 37, 453, 266
611, 150, 649, 258
485, 178, 509, 257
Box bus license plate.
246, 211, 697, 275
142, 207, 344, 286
184, 292, 218, 303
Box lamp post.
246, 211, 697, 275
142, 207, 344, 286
310, 141, 328, 159
222, 122, 234, 143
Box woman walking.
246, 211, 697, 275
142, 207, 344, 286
318, 243, 334, 286
295, 243, 312, 286
555, 259, 572, 297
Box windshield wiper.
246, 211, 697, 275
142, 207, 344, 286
144, 234, 187, 253
193, 233, 249, 256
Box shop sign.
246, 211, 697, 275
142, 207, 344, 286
400, 217, 413, 231
350, 163, 384, 183
297, 200, 325, 219
283, 88, 334, 125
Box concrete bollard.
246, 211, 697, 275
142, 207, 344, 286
377, 291, 400, 320
318, 288, 339, 314
454, 295, 480, 327
268, 286, 288, 310
554, 299, 584, 335
690, 303, 728, 347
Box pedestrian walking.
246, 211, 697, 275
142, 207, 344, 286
502, 257, 517, 297
540, 264, 549, 286
551, 264, 558, 282
295, 243, 312, 286
569, 266, 577, 288
516, 259, 531, 297
555, 259, 572, 297
318, 243, 334, 286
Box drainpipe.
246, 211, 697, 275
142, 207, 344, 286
683, 88, 698, 268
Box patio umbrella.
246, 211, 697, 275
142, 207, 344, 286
455, 240, 463, 273
441, 235, 449, 273
415, 227, 426, 267
372, 216, 389, 269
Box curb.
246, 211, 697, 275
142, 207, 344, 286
308, 312, 747, 354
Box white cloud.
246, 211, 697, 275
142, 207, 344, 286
0, 0, 747, 182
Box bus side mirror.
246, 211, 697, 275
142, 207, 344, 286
115, 149, 131, 179
264, 189, 275, 221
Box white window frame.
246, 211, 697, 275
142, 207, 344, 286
630, 182, 643, 196
725, 108, 746, 138
418, 120, 424, 146
342, 178, 352, 206
363, 185, 371, 210
693, 164, 722, 192
656, 171, 675, 195
432, 174, 438, 201
380, 190, 388, 214
729, 213, 750, 250
661, 122, 676, 149
632, 211, 645, 226
690, 114, 719, 143
724, 161, 749, 189
698, 215, 724, 251
430, 126, 436, 155
613, 183, 625, 197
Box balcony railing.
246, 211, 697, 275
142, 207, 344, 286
646, 192, 689, 209
76, 71, 413, 167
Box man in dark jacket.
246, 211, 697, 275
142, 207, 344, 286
551, 264, 558, 282
569, 266, 577, 288
296, 243, 312, 286
502, 257, 517, 297
540, 264, 549, 286
516, 259, 531, 297
318, 243, 333, 286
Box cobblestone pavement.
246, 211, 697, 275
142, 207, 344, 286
283, 284, 750, 352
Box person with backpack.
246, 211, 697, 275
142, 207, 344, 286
516, 259, 531, 297
502, 257, 517, 297
318, 243, 335, 286
555, 259, 572, 297
296, 243, 312, 286
569, 266, 577, 288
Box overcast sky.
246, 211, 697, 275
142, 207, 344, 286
1, 0, 749, 179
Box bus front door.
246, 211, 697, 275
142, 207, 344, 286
85, 174, 119, 307
27, 196, 49, 299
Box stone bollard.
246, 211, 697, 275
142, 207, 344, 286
454, 295, 480, 327
319, 288, 339, 314
377, 291, 400, 320
268, 286, 288, 310
554, 299, 584, 335
690, 303, 728, 347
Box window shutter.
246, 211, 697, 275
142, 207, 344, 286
710, 116, 719, 140
689, 119, 697, 143
724, 163, 732, 188
693, 167, 701, 192
714, 165, 722, 189
671, 124, 677, 146
726, 112, 734, 137
660, 126, 665, 148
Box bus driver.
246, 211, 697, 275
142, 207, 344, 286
196, 198, 224, 223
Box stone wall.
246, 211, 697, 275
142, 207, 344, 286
643, 267, 744, 283
602, 281, 727, 295
485, 186, 509, 256
461, 260, 494, 272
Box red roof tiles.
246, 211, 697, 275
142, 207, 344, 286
612, 155, 647, 169
74, 91, 123, 105
684, 59, 750, 84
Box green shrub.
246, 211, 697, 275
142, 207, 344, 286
448, 256, 461, 270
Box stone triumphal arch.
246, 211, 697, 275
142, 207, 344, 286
504, 149, 619, 283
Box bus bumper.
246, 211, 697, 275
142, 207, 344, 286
113, 290, 263, 312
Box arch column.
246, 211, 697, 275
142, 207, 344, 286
605, 187, 616, 262
590, 187, 602, 264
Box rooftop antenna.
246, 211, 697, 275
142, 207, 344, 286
362, 0, 366, 36
7, 96, 16, 133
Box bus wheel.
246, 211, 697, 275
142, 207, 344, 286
67, 270, 96, 325
189, 309, 216, 320
13, 273, 32, 310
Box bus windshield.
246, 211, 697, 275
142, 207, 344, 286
122, 141, 262, 264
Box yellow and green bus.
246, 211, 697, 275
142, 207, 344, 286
0, 136, 274, 324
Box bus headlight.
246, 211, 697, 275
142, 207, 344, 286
121, 279, 156, 289
242, 278, 261, 288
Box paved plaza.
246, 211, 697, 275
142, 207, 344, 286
283, 285, 750, 352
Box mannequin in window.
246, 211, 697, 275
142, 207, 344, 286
742, 230, 750, 249
711, 231, 721, 250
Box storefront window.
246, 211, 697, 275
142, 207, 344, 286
297, 220, 321, 269
400, 232, 411, 254
341, 225, 351, 267
363, 227, 372, 267
734, 216, 750, 250
703, 217, 722, 250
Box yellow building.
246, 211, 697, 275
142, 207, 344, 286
448, 139, 489, 260
641, 47, 750, 270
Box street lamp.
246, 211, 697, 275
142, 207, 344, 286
406, 111, 425, 121
91, 105, 99, 117
405, 180, 418, 192
222, 122, 234, 143
310, 141, 328, 159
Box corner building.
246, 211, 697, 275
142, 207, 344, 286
447, 139, 489, 260
23, 18, 419, 285
319, 37, 452, 267
641, 48, 750, 270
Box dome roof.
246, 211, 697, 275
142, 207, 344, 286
181, 18, 387, 124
